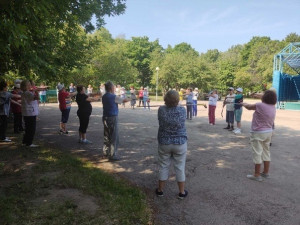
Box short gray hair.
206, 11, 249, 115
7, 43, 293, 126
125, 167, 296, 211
105, 81, 114, 92
164, 90, 179, 107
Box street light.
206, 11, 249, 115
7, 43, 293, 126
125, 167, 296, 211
156, 67, 159, 101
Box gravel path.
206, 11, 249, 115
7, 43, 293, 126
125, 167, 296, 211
36, 100, 300, 225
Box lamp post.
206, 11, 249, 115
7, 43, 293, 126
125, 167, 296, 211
156, 67, 159, 101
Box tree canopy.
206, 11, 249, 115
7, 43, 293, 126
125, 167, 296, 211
1, 1, 299, 94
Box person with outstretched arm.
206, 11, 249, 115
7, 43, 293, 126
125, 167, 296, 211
102, 81, 129, 161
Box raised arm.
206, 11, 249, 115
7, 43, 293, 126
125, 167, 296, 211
241, 102, 256, 110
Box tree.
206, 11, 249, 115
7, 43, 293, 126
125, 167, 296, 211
125, 37, 162, 87
173, 42, 199, 56
284, 33, 300, 43
0, 0, 126, 78
91, 36, 138, 86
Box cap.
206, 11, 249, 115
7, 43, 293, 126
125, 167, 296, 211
57, 84, 64, 91
228, 87, 234, 90
236, 87, 243, 93
194, 88, 198, 91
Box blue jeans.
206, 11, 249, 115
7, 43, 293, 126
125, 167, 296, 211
143, 99, 150, 109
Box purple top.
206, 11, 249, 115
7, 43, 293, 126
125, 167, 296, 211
251, 102, 276, 133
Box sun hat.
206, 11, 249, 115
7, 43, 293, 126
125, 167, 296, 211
57, 84, 64, 91
236, 87, 243, 93
195, 88, 198, 91
228, 87, 234, 90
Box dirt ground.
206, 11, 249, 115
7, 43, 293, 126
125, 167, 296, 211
12, 99, 300, 224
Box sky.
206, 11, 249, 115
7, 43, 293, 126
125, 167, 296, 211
102, 0, 300, 53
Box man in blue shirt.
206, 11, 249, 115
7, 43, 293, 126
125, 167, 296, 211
102, 81, 129, 161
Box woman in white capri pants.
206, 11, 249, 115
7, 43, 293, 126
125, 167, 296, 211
156, 90, 188, 199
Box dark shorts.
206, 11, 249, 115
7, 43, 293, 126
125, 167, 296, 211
226, 111, 234, 124
61, 108, 71, 123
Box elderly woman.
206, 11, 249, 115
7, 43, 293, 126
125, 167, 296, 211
242, 90, 277, 181
156, 90, 188, 199
208, 89, 218, 125
76, 85, 99, 144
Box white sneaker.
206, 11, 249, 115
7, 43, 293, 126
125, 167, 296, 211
1, 138, 12, 142
234, 129, 241, 134
82, 139, 92, 144
28, 144, 39, 148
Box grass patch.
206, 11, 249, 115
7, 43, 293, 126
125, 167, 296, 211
0, 145, 153, 225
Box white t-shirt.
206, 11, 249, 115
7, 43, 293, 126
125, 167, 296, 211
209, 94, 218, 106
225, 94, 235, 111
192, 91, 199, 100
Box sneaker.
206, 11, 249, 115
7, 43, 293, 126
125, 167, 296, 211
82, 139, 92, 144
178, 190, 188, 199
155, 188, 164, 197
109, 156, 121, 161
223, 126, 230, 129
228, 127, 234, 131
246, 174, 263, 182
233, 128, 241, 134
59, 129, 68, 134
260, 173, 269, 178
0, 138, 12, 142
28, 144, 39, 148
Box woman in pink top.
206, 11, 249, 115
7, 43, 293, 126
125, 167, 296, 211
242, 90, 277, 182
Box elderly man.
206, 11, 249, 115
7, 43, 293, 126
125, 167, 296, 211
102, 81, 129, 161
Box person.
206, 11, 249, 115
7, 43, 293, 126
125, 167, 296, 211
0, 80, 21, 142
155, 90, 188, 199
115, 84, 121, 97
223, 87, 235, 131
233, 88, 244, 134
11, 80, 24, 133
130, 86, 136, 109
138, 86, 144, 107
120, 87, 126, 107
99, 83, 106, 100
192, 88, 199, 117
179, 88, 184, 105
39, 82, 47, 106
185, 88, 193, 120
76, 85, 99, 144
20, 80, 40, 147
56, 82, 61, 104
102, 81, 129, 161
69, 83, 76, 93
241, 90, 277, 181
143, 87, 150, 110
208, 90, 218, 125
58, 84, 77, 134
87, 84, 93, 96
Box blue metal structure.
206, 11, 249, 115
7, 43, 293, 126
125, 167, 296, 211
272, 43, 300, 107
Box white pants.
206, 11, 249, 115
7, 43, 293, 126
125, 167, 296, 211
158, 142, 187, 182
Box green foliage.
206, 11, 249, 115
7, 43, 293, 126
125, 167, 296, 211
125, 36, 163, 86
0, 0, 126, 80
